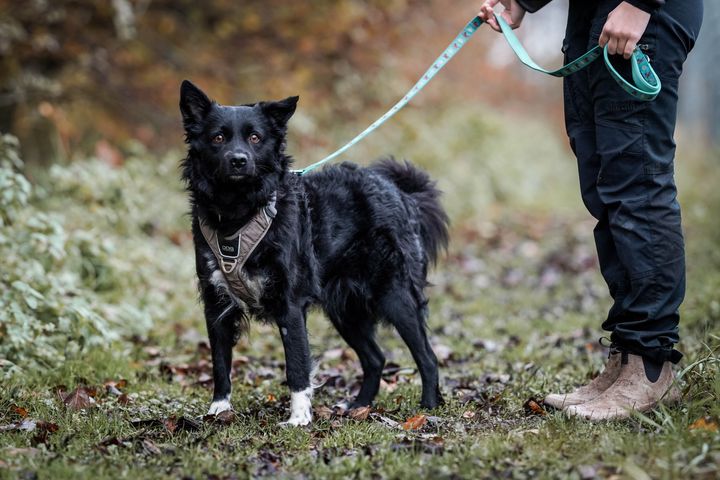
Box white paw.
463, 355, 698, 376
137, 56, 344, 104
207, 397, 232, 415
279, 388, 313, 427
279, 412, 312, 427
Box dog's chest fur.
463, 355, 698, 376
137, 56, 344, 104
203, 251, 267, 311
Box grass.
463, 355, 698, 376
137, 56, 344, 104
1, 106, 719, 479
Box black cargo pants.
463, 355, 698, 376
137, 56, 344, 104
562, 0, 703, 363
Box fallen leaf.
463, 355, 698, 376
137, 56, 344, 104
117, 393, 131, 405
523, 398, 547, 416
204, 409, 237, 426
266, 393, 277, 403
104, 379, 128, 396
63, 387, 96, 411
0, 419, 37, 432
140, 438, 162, 455
32, 421, 60, 445
167, 416, 202, 433
11, 405, 28, 418
689, 417, 718, 432
402, 414, 427, 430
314, 405, 334, 420
370, 413, 400, 428
462, 410, 476, 419
348, 406, 371, 421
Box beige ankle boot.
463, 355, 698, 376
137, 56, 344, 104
544, 351, 622, 409
565, 353, 681, 421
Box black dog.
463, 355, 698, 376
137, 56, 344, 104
180, 80, 449, 425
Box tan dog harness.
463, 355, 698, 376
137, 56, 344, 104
199, 192, 277, 304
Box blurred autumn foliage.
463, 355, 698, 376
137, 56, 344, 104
0, 0, 442, 162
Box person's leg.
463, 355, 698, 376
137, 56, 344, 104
544, 2, 627, 410
565, 2, 633, 321
589, 0, 702, 363
566, 0, 703, 420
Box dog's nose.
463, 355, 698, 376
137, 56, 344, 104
230, 152, 248, 169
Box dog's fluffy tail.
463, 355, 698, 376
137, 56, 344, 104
372, 158, 450, 264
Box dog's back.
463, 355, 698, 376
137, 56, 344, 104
302, 158, 449, 409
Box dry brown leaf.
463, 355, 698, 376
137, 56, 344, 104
32, 421, 60, 445
63, 387, 96, 411
689, 417, 718, 432
348, 406, 371, 421
104, 379, 128, 396
314, 405, 334, 420
523, 398, 547, 417
402, 414, 427, 430
214, 410, 237, 425
12, 405, 28, 418
266, 393, 277, 403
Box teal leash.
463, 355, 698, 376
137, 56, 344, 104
292, 16, 485, 176
294, 13, 661, 176
493, 14, 661, 101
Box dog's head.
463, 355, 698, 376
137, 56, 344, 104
180, 80, 298, 192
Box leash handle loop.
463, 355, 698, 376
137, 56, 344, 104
494, 13, 661, 101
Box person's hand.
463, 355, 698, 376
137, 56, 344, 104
478, 0, 526, 33
599, 2, 651, 59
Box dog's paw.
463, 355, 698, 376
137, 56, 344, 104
207, 397, 233, 415
279, 388, 313, 427
278, 411, 312, 427
332, 400, 350, 413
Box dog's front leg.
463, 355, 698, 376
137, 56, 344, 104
204, 293, 236, 415
277, 306, 314, 426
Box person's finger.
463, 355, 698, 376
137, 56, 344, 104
483, 8, 502, 32
599, 29, 609, 48
478, 1, 502, 32
479, 5, 494, 21
478, 0, 499, 16
607, 37, 618, 55
623, 38, 635, 59
616, 37, 629, 59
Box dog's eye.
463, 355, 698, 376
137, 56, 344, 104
249, 133, 261, 144
212, 134, 225, 144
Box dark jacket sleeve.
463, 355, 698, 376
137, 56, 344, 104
516, 0, 553, 14
624, 0, 665, 13
517, 0, 665, 14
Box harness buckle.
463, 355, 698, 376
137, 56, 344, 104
221, 259, 238, 274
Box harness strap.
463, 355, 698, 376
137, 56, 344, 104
199, 192, 277, 304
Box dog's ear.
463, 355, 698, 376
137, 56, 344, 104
261, 96, 299, 128
180, 80, 212, 127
